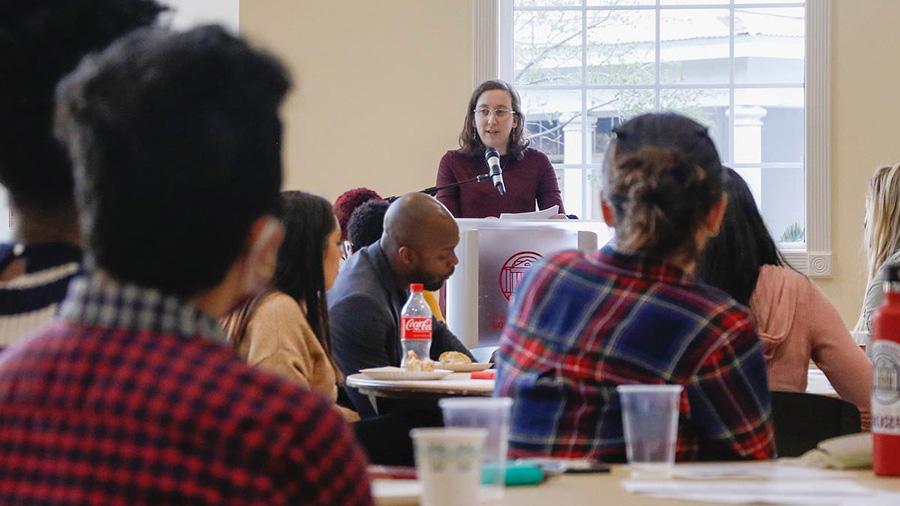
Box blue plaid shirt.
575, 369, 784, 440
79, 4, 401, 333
495, 245, 775, 462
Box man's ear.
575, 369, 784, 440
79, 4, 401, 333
396, 245, 416, 268
600, 196, 616, 228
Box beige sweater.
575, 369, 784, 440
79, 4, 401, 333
751, 265, 872, 412
237, 292, 338, 402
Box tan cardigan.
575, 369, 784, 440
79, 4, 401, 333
236, 292, 338, 401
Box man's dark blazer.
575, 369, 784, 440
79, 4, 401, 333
328, 241, 472, 416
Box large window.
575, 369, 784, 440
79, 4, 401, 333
485, 0, 830, 275
508, 0, 805, 240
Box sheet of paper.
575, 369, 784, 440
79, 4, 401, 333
499, 205, 559, 220
672, 462, 853, 480
621, 479, 876, 505
371, 479, 421, 506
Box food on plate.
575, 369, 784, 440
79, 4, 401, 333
438, 351, 473, 365
404, 350, 435, 372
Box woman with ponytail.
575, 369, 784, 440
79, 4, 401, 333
495, 113, 774, 463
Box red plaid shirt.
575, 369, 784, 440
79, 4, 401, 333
495, 246, 776, 462
0, 275, 373, 505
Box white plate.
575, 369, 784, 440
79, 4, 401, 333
437, 362, 493, 373
360, 366, 453, 381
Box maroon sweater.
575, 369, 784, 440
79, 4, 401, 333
436, 148, 565, 218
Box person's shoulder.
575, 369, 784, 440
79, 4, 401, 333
441, 149, 477, 166
521, 147, 552, 164
520, 249, 594, 288
255, 291, 304, 317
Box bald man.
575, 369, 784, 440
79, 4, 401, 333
328, 193, 473, 417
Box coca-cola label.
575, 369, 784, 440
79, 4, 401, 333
873, 340, 900, 435
401, 316, 432, 340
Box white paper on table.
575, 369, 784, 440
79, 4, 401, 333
672, 462, 853, 480
371, 479, 421, 506
621, 480, 876, 505
499, 205, 559, 220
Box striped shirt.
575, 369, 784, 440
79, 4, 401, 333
495, 245, 775, 462
0, 242, 83, 347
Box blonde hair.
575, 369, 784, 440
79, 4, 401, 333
863, 163, 900, 281
856, 163, 900, 331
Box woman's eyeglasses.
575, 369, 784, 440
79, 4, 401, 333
473, 108, 513, 120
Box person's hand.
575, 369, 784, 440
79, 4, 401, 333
549, 214, 569, 220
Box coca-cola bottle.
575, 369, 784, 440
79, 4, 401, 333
873, 263, 900, 476
400, 283, 433, 368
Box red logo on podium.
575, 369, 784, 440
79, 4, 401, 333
499, 251, 542, 301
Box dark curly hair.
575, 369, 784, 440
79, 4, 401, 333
603, 113, 723, 262
55, 26, 289, 297
334, 187, 381, 241
0, 0, 165, 211
457, 80, 529, 161
347, 199, 390, 253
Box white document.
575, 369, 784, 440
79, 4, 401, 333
621, 479, 876, 505
672, 462, 853, 480
499, 205, 559, 220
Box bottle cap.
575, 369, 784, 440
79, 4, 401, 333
887, 263, 900, 284
410, 283, 424, 292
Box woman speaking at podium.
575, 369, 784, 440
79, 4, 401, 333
436, 80, 565, 218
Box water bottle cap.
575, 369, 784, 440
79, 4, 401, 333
410, 283, 424, 292
887, 263, 900, 284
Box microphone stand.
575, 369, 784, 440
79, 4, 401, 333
385, 173, 494, 202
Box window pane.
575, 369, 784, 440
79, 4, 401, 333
514, 10, 583, 85
660, 88, 730, 162
734, 88, 804, 164
587, 89, 655, 163
733, 167, 806, 244
587, 0, 654, 6
660, 0, 729, 5
520, 89, 583, 165
660, 9, 730, 85
586, 9, 656, 85
736, 0, 805, 5
515, 0, 581, 6
734, 8, 805, 84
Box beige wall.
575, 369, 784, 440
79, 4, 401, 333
241, 0, 900, 326
819, 0, 900, 325
240, 0, 472, 200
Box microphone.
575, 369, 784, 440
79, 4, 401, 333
485, 147, 506, 196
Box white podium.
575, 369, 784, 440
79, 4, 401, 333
445, 219, 609, 348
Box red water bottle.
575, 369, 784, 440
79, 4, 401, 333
872, 263, 900, 475
400, 283, 432, 367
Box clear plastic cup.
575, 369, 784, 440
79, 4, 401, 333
411, 428, 487, 506
439, 397, 513, 502
616, 384, 683, 479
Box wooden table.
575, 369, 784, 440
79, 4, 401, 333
373, 463, 900, 505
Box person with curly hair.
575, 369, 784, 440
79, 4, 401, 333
0, 0, 164, 347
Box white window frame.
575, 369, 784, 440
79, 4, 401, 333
474, 0, 831, 277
